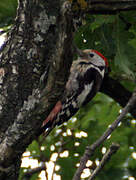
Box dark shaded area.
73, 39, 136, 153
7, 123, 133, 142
100, 76, 136, 118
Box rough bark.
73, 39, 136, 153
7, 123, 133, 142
0, 0, 74, 179
0, 0, 135, 179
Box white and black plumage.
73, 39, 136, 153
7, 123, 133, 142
42, 49, 108, 135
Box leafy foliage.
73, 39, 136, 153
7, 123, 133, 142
0, 0, 17, 27
1, 1, 136, 180
20, 94, 136, 180
75, 13, 136, 85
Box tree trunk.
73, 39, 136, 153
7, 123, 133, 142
0, 0, 74, 179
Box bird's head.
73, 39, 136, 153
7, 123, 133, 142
76, 48, 108, 67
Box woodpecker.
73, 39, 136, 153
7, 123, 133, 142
42, 49, 108, 135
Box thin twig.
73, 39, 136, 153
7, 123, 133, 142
23, 163, 46, 178
73, 89, 136, 180
88, 143, 120, 180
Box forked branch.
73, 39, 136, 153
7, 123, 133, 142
73, 88, 136, 180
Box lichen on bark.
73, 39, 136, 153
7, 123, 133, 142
0, 0, 74, 179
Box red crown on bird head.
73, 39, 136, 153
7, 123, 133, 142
91, 50, 108, 67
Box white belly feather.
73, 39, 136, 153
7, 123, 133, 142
77, 82, 93, 107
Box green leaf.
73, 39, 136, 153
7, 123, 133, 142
113, 15, 136, 78
0, 0, 17, 27
91, 15, 115, 32
27, 140, 41, 157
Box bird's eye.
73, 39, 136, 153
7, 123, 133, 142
89, 53, 94, 57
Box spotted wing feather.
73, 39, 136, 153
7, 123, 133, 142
42, 62, 103, 131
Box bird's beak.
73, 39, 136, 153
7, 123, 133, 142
73, 46, 87, 58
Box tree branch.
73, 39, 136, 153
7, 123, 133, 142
100, 76, 136, 118
23, 163, 46, 179
73, 88, 136, 180
86, 0, 136, 14
88, 143, 120, 180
